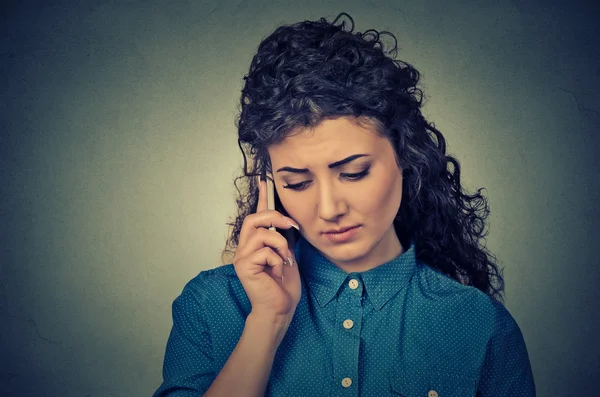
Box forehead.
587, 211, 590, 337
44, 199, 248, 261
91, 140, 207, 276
268, 117, 386, 159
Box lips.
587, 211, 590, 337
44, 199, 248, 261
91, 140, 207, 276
323, 225, 360, 234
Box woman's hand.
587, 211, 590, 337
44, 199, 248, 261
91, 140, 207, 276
232, 177, 302, 320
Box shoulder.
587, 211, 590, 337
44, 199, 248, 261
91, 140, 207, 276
411, 261, 515, 333
181, 264, 238, 293
175, 264, 247, 308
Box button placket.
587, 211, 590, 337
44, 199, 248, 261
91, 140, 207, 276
332, 275, 364, 396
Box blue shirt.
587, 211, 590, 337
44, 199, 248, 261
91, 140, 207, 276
154, 236, 536, 396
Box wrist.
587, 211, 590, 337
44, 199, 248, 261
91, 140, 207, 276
246, 311, 292, 347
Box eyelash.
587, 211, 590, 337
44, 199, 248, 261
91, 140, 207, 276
283, 168, 371, 191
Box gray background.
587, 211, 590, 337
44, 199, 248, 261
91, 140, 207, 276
1, 0, 599, 396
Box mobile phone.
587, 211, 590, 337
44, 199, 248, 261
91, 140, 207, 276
266, 173, 276, 231
266, 172, 295, 268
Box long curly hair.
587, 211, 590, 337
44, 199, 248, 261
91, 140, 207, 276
221, 12, 505, 302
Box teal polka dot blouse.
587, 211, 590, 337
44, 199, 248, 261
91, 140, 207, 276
154, 236, 536, 396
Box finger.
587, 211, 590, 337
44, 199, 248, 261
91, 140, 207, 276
236, 246, 285, 280
240, 228, 294, 267
238, 210, 300, 248
264, 257, 284, 282
249, 210, 299, 231
261, 246, 285, 281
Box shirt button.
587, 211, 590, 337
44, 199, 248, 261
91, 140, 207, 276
348, 279, 359, 289
343, 319, 354, 329
341, 377, 352, 388
428, 390, 438, 397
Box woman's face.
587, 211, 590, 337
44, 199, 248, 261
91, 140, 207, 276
268, 116, 405, 273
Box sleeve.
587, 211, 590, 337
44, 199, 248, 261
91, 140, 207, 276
153, 284, 216, 396
477, 304, 536, 397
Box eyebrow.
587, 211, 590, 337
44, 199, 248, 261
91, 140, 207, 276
276, 154, 371, 174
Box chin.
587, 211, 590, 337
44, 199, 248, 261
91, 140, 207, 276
317, 238, 369, 262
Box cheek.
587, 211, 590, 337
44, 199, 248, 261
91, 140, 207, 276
277, 191, 305, 221
359, 173, 402, 214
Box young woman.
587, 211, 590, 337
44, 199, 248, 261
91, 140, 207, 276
154, 12, 536, 397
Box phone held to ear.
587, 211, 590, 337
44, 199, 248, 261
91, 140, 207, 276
266, 174, 276, 231
264, 171, 297, 257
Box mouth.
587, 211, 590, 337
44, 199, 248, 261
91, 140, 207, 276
322, 225, 361, 243
322, 225, 361, 234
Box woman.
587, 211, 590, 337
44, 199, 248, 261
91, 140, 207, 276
154, 12, 536, 397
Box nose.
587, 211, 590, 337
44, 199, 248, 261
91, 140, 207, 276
317, 180, 348, 222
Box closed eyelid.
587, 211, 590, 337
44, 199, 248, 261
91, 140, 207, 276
282, 166, 371, 189
286, 162, 371, 176
283, 165, 370, 180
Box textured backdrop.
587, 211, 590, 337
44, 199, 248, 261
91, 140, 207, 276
1, 0, 599, 395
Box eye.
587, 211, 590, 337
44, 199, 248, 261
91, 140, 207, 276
283, 181, 310, 191
342, 168, 370, 181
283, 167, 370, 191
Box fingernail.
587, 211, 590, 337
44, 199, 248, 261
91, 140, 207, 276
283, 217, 300, 230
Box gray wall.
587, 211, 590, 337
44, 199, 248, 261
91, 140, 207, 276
1, 0, 598, 396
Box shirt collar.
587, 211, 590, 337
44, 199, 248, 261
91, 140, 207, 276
294, 235, 418, 311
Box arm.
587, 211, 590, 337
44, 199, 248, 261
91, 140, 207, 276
153, 286, 290, 397
202, 312, 289, 397
477, 305, 536, 397
155, 176, 300, 396
153, 288, 215, 396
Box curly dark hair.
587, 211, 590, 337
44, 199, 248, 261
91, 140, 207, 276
221, 12, 505, 302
